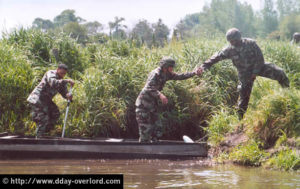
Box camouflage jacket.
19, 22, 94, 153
135, 67, 195, 111
27, 70, 69, 104
201, 38, 265, 76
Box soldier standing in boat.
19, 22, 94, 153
197, 28, 290, 119
27, 64, 74, 138
135, 57, 203, 142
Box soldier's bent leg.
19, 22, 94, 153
257, 63, 290, 88
151, 112, 163, 142
30, 103, 50, 137
136, 110, 154, 142
47, 101, 60, 132
237, 80, 254, 120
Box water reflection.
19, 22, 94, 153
0, 159, 299, 189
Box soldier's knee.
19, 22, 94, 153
136, 111, 151, 123
139, 123, 152, 132
52, 111, 60, 121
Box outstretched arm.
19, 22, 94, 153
46, 72, 74, 99
200, 46, 231, 71
61, 80, 74, 100
169, 71, 196, 80
47, 74, 68, 89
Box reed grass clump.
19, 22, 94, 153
0, 41, 34, 133
205, 107, 239, 146
264, 148, 300, 171
244, 89, 300, 148
4, 29, 88, 79
229, 141, 268, 166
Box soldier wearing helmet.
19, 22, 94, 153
27, 64, 75, 138
135, 56, 202, 142
198, 28, 289, 119
226, 28, 242, 46
291, 32, 300, 45
159, 57, 176, 68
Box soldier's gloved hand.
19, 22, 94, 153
195, 67, 203, 76
65, 79, 75, 87
159, 93, 168, 105
66, 93, 73, 101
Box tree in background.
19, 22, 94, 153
276, 0, 300, 39
84, 21, 104, 36
277, 0, 300, 20
53, 9, 85, 27
32, 18, 54, 31
258, 0, 278, 37
30, 1, 300, 44
279, 14, 300, 39
63, 22, 88, 44
176, 0, 257, 39
231, 1, 257, 37
108, 17, 127, 40
152, 19, 170, 47
171, 29, 179, 42
130, 20, 153, 47
175, 13, 201, 39
32, 9, 106, 44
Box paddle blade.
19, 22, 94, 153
105, 138, 124, 142
183, 135, 194, 143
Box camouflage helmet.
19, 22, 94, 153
226, 28, 242, 41
159, 56, 176, 68
293, 32, 300, 39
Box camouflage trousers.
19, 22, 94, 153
237, 62, 289, 119
136, 108, 163, 142
30, 100, 60, 137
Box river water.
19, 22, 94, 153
0, 159, 299, 189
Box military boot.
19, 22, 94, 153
279, 78, 290, 88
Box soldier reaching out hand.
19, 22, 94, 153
135, 57, 203, 142
198, 28, 290, 119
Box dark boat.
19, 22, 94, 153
0, 133, 208, 159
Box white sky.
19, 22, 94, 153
0, 0, 262, 34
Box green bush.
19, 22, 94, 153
229, 141, 268, 166
4, 29, 53, 64
205, 107, 239, 146
54, 34, 88, 78
4, 29, 87, 79
264, 148, 300, 171
0, 41, 34, 134
245, 89, 300, 148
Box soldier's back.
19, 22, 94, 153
27, 70, 59, 104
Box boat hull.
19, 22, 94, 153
0, 136, 208, 159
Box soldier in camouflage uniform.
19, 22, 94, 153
135, 57, 202, 142
198, 28, 290, 119
291, 32, 300, 45
27, 64, 74, 138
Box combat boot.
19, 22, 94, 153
279, 78, 290, 88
